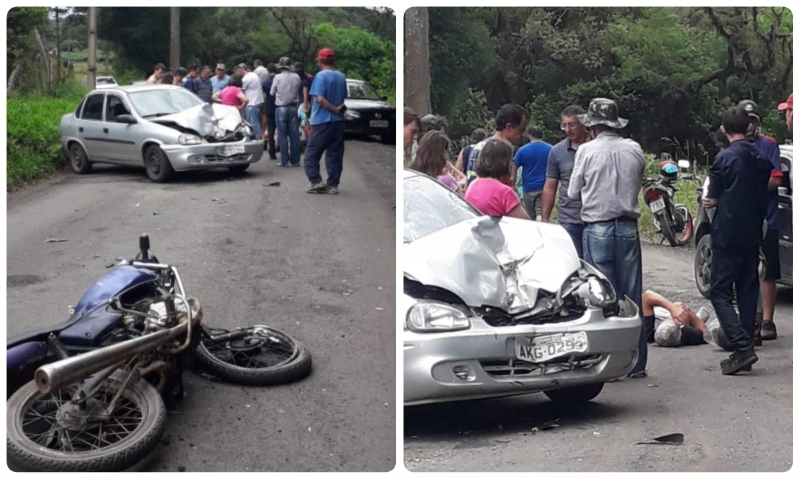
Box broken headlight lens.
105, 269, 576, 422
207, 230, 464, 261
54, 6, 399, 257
178, 134, 202, 145
573, 261, 617, 308
344, 110, 361, 120
406, 301, 470, 333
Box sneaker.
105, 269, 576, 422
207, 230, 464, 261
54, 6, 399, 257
305, 183, 326, 193
628, 370, 648, 379
762, 321, 777, 340
292, 163, 301, 168
324, 186, 339, 195
720, 348, 758, 375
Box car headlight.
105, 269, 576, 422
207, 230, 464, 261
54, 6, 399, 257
406, 301, 471, 333
242, 124, 254, 138
574, 261, 617, 308
178, 134, 202, 145
344, 110, 361, 120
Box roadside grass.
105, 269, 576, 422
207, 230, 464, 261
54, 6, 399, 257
7, 81, 88, 191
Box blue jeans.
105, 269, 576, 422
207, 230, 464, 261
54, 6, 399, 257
304, 121, 345, 187
561, 222, 584, 259
276, 106, 300, 166
583, 219, 646, 374
246, 105, 262, 139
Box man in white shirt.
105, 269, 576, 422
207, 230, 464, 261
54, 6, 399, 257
235, 64, 264, 139
254, 60, 268, 84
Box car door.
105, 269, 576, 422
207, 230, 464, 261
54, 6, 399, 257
75, 93, 106, 160
102, 94, 139, 164
777, 155, 792, 284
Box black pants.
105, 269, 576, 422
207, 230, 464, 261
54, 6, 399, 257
709, 247, 759, 352
266, 114, 277, 159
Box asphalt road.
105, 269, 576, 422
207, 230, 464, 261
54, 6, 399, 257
6, 139, 396, 472
404, 243, 793, 472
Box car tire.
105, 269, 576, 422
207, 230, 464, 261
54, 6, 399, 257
544, 382, 604, 404
228, 164, 250, 174
68, 143, 92, 174
143, 145, 175, 183
694, 234, 713, 299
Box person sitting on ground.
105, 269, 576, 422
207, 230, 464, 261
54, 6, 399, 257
408, 131, 459, 191
212, 73, 248, 114
642, 290, 712, 347
464, 138, 530, 219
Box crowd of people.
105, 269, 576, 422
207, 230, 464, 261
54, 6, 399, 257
404, 92, 793, 377
142, 49, 348, 194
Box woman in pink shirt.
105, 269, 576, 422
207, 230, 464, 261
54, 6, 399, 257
212, 73, 248, 115
464, 138, 530, 219
408, 130, 460, 192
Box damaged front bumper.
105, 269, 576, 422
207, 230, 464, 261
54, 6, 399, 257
403, 297, 641, 406
160, 139, 264, 172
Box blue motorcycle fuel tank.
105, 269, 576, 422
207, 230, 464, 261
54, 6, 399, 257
59, 266, 158, 347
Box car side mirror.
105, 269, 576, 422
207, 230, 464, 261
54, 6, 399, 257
116, 114, 137, 125
678, 160, 690, 170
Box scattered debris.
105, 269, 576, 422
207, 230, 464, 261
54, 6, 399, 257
635, 433, 684, 446
135, 203, 140, 207
45, 238, 68, 243
495, 439, 511, 444
265, 182, 281, 187
92, 255, 100, 258
211, 198, 227, 204
647, 384, 659, 388
541, 418, 561, 431
531, 427, 539, 434
593, 431, 603, 437
177, 466, 186, 472
153, 212, 159, 216
343, 291, 352, 297
376, 307, 385, 311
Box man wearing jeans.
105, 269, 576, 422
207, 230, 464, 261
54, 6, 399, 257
271, 57, 302, 167
568, 98, 647, 378
261, 63, 278, 160
541, 105, 591, 258
304, 48, 348, 194
704, 106, 772, 375
236, 64, 264, 141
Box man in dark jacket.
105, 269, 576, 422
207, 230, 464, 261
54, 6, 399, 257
704, 106, 773, 375
193, 66, 214, 103
261, 63, 278, 160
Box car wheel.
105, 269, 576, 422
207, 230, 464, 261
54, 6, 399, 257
68, 143, 92, 174
144, 145, 175, 183
228, 164, 250, 174
694, 234, 713, 299
544, 382, 604, 404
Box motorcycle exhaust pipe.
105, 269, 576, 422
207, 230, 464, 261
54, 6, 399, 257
34, 322, 188, 395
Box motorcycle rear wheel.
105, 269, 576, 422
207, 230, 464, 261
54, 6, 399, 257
194, 325, 312, 386
674, 206, 693, 246
7, 372, 166, 472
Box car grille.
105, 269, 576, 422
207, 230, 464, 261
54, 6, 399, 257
481, 309, 585, 327
203, 153, 251, 162
481, 354, 604, 378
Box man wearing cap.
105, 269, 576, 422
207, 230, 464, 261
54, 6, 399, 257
304, 48, 348, 194
211, 64, 230, 94
237, 63, 264, 140
567, 98, 647, 378
738, 100, 784, 342
271, 57, 302, 167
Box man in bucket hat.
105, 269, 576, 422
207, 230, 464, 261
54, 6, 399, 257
304, 48, 348, 194
568, 98, 648, 378
271, 57, 302, 167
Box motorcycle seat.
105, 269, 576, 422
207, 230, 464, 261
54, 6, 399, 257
6, 314, 83, 349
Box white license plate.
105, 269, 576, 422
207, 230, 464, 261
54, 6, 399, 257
515, 332, 589, 363
369, 120, 389, 128
649, 198, 666, 213
218, 145, 245, 157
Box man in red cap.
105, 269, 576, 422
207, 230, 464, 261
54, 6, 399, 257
778, 93, 793, 133
304, 48, 348, 194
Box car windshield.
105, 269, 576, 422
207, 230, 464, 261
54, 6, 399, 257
347, 81, 381, 101
96, 78, 116, 84
404, 173, 478, 243
127, 88, 204, 118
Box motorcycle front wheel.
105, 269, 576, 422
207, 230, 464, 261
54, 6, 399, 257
194, 325, 312, 386
674, 205, 693, 246
7, 372, 166, 472
656, 210, 679, 247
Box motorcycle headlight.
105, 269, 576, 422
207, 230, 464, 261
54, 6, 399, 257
406, 301, 471, 333
178, 134, 202, 145
344, 110, 361, 120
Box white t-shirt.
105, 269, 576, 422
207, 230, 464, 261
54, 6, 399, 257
242, 72, 263, 106
653, 307, 672, 329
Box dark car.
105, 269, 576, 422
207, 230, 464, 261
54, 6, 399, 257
694, 144, 793, 297
343, 79, 395, 144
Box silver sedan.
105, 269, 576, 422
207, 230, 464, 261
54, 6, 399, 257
403, 169, 641, 406
59, 85, 263, 182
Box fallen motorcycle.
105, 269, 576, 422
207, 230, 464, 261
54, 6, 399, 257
6, 234, 311, 472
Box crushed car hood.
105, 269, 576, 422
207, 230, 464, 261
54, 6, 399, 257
404, 216, 581, 313
152, 103, 244, 138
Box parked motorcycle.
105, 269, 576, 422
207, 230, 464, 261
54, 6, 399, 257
642, 156, 695, 247
6, 234, 311, 471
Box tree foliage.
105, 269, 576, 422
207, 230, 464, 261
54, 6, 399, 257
425, 7, 793, 157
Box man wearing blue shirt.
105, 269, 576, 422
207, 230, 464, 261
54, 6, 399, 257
211, 64, 229, 94
737, 100, 784, 342
304, 48, 348, 194
511, 127, 553, 220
